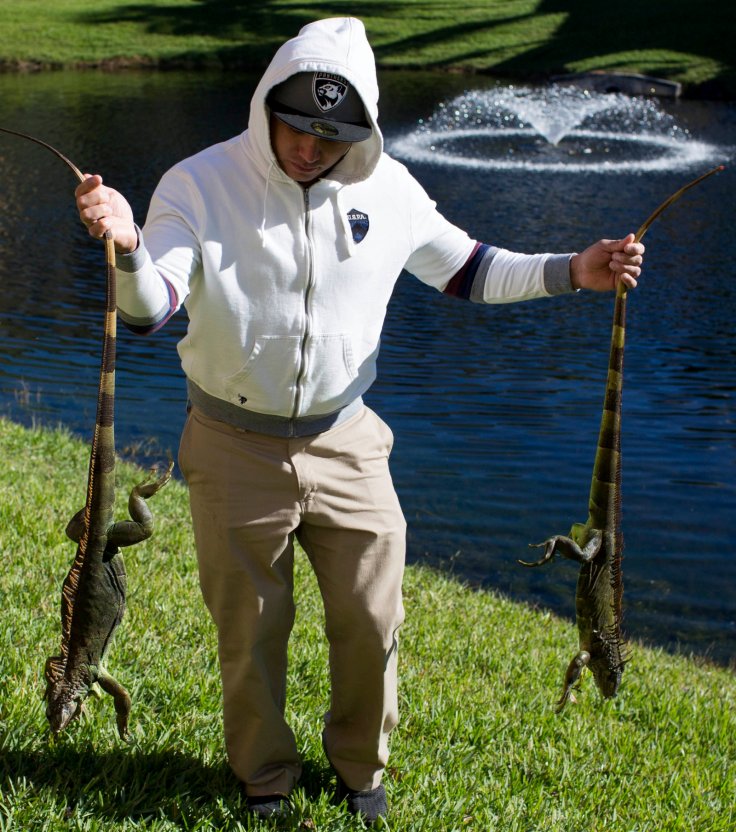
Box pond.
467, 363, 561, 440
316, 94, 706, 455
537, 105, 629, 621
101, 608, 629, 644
0, 69, 734, 665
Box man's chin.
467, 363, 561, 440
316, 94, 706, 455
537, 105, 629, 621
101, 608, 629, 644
285, 163, 322, 183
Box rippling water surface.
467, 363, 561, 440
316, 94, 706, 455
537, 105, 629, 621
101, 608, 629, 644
1, 70, 735, 664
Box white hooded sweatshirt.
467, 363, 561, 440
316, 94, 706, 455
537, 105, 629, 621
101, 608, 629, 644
116, 17, 572, 436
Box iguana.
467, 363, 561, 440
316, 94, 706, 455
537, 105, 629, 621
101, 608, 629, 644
520, 165, 723, 712
0, 127, 173, 739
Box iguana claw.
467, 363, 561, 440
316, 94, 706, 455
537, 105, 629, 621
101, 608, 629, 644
518, 539, 557, 568
555, 650, 590, 713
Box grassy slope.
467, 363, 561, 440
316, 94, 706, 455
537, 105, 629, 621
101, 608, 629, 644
0, 0, 733, 98
1, 416, 734, 831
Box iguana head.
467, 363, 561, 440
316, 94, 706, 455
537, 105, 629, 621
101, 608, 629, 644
588, 633, 628, 699
47, 699, 81, 734
46, 685, 82, 734
44, 672, 84, 735
589, 659, 623, 699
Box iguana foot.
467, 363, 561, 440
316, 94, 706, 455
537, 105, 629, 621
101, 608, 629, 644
96, 669, 132, 742
134, 460, 174, 500
555, 650, 590, 713
518, 538, 558, 567
520, 529, 603, 568
110, 460, 174, 548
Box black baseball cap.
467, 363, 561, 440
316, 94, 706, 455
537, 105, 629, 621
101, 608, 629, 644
267, 72, 372, 142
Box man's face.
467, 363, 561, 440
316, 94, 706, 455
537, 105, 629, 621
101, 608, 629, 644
270, 116, 352, 185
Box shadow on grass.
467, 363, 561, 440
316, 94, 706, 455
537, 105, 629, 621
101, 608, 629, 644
76, 0, 404, 68
492, 0, 736, 97
75, 0, 735, 95
0, 743, 332, 824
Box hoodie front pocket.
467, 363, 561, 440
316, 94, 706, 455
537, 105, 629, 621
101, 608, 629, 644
222, 333, 361, 416
298, 333, 361, 414
223, 335, 303, 413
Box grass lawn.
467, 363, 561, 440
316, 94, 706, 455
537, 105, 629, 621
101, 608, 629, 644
1, 416, 734, 830
0, 1, 733, 98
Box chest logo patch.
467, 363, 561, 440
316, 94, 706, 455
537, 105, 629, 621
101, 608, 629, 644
347, 209, 369, 244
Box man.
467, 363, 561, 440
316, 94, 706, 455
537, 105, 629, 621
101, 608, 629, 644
75, 17, 643, 824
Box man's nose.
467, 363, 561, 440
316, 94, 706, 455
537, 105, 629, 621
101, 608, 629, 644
297, 134, 320, 163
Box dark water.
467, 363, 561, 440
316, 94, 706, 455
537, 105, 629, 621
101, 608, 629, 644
1, 70, 735, 664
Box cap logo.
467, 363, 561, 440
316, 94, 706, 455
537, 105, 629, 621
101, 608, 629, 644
311, 121, 339, 137
313, 74, 348, 113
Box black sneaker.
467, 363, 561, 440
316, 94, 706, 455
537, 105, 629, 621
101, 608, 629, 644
336, 777, 388, 824
246, 793, 289, 818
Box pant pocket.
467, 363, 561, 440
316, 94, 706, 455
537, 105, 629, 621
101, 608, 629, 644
177, 411, 194, 483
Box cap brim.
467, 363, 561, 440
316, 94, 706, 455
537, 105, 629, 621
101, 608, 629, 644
273, 111, 372, 143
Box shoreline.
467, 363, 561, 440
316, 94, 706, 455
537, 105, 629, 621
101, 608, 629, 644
1, 57, 732, 102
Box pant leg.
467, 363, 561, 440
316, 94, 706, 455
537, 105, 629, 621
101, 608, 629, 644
178, 408, 303, 796
294, 407, 407, 791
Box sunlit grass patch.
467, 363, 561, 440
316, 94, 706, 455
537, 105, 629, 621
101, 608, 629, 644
0, 1, 732, 96
1, 417, 735, 830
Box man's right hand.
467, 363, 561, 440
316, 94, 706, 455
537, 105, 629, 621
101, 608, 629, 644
75, 174, 138, 254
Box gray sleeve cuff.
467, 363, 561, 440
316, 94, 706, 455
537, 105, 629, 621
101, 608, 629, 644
543, 253, 576, 295
115, 225, 148, 274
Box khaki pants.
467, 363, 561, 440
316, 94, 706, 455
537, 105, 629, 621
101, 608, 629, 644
178, 405, 406, 797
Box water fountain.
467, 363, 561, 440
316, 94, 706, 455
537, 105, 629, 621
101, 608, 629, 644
389, 85, 724, 174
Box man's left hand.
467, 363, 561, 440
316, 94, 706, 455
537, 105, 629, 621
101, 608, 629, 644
570, 234, 644, 291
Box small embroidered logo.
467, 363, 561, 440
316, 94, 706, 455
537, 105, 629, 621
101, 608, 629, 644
311, 120, 339, 137
347, 209, 369, 244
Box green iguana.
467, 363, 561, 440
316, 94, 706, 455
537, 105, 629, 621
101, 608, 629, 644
520, 166, 723, 712
0, 127, 173, 739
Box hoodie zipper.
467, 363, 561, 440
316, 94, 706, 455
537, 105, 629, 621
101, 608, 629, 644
291, 186, 314, 430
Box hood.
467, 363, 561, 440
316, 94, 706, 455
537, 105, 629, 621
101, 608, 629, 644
245, 17, 383, 185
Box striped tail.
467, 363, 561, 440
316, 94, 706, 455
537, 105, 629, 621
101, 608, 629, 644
56, 233, 117, 671
0, 128, 119, 681
587, 163, 725, 533
82, 233, 117, 535
585, 164, 725, 666
588, 283, 625, 534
